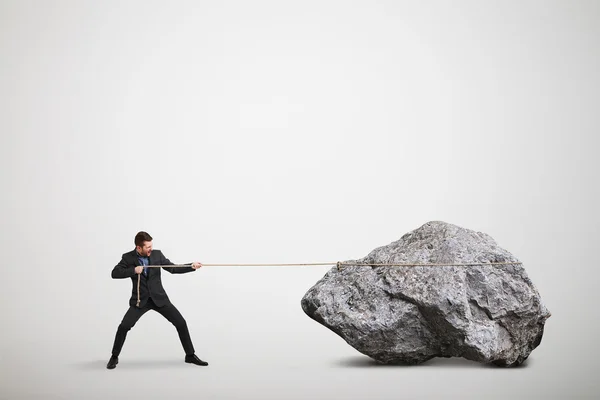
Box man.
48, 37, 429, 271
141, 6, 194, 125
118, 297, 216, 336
107, 231, 208, 369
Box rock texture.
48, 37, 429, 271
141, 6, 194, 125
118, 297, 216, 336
301, 221, 550, 366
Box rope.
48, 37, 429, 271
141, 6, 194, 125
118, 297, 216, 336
143, 261, 522, 270
136, 274, 140, 308
134, 261, 521, 307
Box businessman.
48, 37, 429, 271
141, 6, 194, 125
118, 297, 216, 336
107, 231, 208, 369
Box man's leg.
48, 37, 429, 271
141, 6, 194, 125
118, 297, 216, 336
111, 305, 150, 358
155, 302, 207, 365
154, 301, 195, 356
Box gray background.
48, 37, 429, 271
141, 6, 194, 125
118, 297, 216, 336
1, 1, 598, 399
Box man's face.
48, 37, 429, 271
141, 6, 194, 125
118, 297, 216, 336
136, 240, 153, 257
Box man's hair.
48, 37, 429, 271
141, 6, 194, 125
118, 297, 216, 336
134, 231, 153, 247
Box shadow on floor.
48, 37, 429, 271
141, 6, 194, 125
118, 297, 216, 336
334, 355, 531, 369
73, 359, 189, 370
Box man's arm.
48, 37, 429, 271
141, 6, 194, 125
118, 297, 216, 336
159, 251, 195, 274
111, 255, 136, 278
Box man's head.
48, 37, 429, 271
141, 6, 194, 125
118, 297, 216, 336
135, 231, 153, 256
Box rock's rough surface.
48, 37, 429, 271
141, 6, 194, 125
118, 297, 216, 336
301, 221, 550, 366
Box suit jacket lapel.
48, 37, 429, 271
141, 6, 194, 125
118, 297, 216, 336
129, 250, 142, 266
128, 250, 145, 278
148, 252, 160, 276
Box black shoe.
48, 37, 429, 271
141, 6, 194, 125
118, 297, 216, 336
185, 354, 208, 366
106, 355, 118, 369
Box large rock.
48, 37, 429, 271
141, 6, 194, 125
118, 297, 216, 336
301, 221, 550, 366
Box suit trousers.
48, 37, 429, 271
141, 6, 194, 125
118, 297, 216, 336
111, 297, 195, 356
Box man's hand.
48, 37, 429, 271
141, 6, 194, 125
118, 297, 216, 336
191, 262, 202, 270
135, 266, 143, 274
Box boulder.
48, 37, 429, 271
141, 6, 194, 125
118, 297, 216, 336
301, 221, 550, 366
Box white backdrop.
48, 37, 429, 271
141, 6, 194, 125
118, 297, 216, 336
1, 1, 598, 399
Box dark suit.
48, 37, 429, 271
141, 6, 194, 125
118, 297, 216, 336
110, 249, 197, 356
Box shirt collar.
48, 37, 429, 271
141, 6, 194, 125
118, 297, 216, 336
135, 250, 148, 258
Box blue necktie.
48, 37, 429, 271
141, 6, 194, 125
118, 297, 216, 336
140, 256, 148, 276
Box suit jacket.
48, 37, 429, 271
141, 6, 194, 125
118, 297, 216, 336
111, 249, 195, 307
